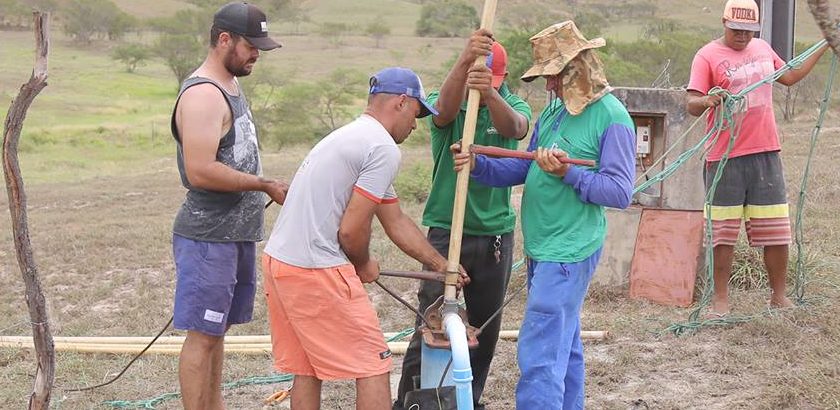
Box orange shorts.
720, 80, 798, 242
262, 254, 392, 380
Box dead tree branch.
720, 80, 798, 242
1, 12, 54, 410
808, 0, 840, 56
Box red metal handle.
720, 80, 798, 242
469, 145, 597, 167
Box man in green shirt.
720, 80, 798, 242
454, 21, 636, 409
394, 29, 531, 410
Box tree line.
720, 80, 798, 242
2, 0, 830, 148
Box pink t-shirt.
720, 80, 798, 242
688, 38, 785, 162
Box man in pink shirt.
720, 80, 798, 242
686, 0, 828, 317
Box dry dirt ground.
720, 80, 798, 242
2, 117, 840, 409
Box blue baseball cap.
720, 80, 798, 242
369, 67, 438, 118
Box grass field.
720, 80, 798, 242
3, 0, 840, 409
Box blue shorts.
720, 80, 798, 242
172, 234, 256, 336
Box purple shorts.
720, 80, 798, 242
172, 234, 256, 336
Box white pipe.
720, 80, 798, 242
443, 312, 473, 410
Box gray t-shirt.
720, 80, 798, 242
171, 77, 265, 242
264, 114, 400, 268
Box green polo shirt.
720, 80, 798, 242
421, 84, 532, 235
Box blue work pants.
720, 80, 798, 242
516, 248, 602, 409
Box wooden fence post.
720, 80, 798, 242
1, 12, 54, 410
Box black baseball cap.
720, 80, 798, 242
213, 2, 281, 51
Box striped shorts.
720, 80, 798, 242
704, 151, 791, 247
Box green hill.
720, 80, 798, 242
0, 0, 835, 181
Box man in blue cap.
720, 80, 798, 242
262, 68, 469, 410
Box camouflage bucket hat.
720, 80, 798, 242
521, 21, 606, 83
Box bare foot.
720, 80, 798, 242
702, 300, 730, 320
769, 295, 795, 309
709, 296, 730, 317
702, 310, 729, 320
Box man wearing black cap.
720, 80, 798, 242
169, 2, 285, 409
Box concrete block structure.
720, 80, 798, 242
592, 87, 706, 297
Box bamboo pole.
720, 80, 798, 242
0, 341, 404, 356
444, 0, 499, 301
0, 330, 609, 355
0, 332, 411, 345
497, 330, 609, 341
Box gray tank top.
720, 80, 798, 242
171, 76, 264, 242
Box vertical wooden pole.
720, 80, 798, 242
2, 12, 54, 410
444, 0, 498, 301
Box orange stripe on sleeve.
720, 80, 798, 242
353, 186, 383, 204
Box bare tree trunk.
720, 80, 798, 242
1, 13, 54, 410
808, 0, 840, 56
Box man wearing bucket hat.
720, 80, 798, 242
394, 29, 531, 410
686, 0, 828, 318
453, 21, 636, 409
262, 67, 469, 410
169, 2, 285, 409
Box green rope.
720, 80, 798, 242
103, 329, 416, 409
658, 306, 798, 336
660, 40, 834, 335
792, 54, 838, 304
688, 92, 743, 327
386, 327, 417, 343
105, 392, 181, 409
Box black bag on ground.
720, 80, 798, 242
402, 386, 457, 410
